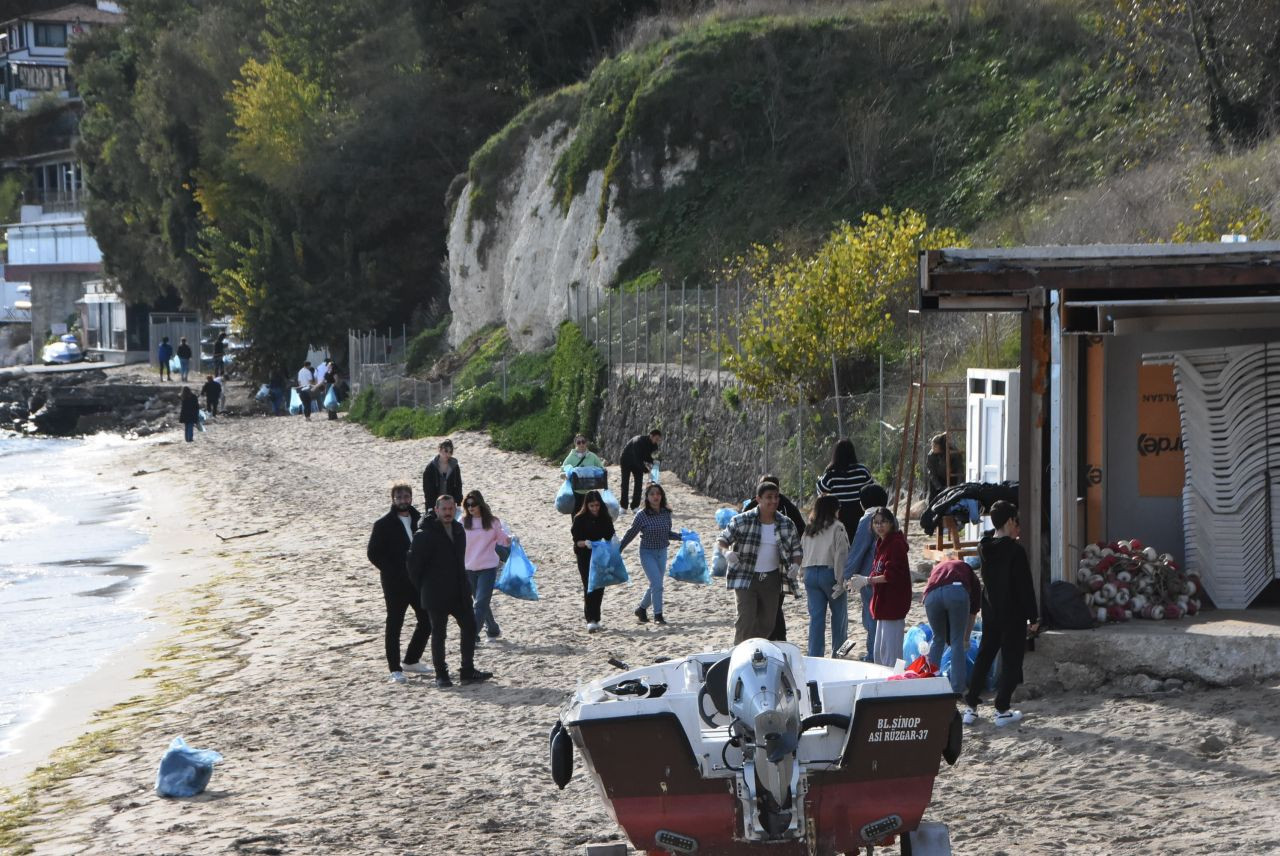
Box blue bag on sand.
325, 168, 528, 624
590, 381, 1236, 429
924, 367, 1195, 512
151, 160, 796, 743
903, 623, 934, 663
496, 538, 539, 600
324, 385, 339, 412
155, 736, 222, 798
712, 551, 727, 577
598, 489, 622, 519
650, 462, 661, 484
940, 633, 997, 692
715, 507, 736, 529
288, 388, 303, 415
588, 539, 629, 591
555, 477, 576, 514
668, 528, 711, 585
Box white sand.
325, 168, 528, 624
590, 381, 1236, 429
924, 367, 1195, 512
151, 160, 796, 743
4, 415, 1280, 854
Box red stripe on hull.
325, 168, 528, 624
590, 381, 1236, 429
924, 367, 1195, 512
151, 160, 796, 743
610, 775, 938, 855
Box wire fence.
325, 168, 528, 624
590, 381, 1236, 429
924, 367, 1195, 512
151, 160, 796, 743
348, 326, 456, 408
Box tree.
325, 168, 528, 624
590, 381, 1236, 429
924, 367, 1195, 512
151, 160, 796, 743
722, 208, 966, 403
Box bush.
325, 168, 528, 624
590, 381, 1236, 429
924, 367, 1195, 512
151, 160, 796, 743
405, 315, 451, 374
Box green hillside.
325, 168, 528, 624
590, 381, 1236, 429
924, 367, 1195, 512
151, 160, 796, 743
466, 1, 1277, 287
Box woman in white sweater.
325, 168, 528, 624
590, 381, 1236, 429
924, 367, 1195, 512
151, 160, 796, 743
801, 494, 851, 657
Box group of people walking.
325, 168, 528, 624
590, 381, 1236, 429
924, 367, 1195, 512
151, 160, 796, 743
366, 429, 1039, 726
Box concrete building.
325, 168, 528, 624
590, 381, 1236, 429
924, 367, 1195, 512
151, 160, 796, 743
919, 241, 1280, 611
0, 2, 132, 361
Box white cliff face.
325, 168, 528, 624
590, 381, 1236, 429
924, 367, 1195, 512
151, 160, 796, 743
447, 122, 696, 351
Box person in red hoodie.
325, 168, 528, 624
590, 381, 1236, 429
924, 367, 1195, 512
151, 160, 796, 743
867, 507, 911, 667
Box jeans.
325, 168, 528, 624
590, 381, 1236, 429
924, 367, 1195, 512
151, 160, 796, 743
179, 357, 190, 381
925, 584, 971, 694
637, 546, 666, 615
804, 565, 848, 657
183, 421, 194, 442
468, 567, 500, 636
860, 585, 876, 661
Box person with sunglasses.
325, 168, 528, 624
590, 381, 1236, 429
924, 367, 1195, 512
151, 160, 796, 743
962, 501, 1039, 728
562, 434, 604, 514
461, 490, 511, 641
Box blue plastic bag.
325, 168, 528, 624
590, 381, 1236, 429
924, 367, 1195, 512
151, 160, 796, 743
902, 623, 934, 663
288, 388, 303, 415
255, 383, 270, 401
155, 736, 223, 798
588, 539, 629, 591
711, 551, 727, 577
598, 489, 622, 519
940, 633, 997, 692
650, 462, 660, 484
668, 529, 710, 584
715, 507, 736, 529
496, 538, 540, 600
555, 477, 576, 514
324, 385, 339, 412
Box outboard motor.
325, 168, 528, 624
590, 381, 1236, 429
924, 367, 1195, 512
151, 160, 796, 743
725, 639, 802, 839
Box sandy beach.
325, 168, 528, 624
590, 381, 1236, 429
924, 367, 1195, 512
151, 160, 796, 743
2, 413, 1279, 855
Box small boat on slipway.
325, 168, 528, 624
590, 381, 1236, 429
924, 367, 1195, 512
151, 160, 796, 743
550, 639, 961, 855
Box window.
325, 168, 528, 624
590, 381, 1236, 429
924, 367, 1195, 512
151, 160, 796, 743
33, 23, 66, 48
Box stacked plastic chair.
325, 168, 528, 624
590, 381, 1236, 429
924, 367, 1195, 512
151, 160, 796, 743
1172, 344, 1280, 609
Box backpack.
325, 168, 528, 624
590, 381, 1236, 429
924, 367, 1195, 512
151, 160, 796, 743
1046, 580, 1095, 630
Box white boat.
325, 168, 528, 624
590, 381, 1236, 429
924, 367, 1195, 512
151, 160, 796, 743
551, 639, 961, 855
41, 334, 84, 365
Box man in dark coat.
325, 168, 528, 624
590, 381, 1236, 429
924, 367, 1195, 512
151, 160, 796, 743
367, 483, 431, 683
619, 429, 662, 510
406, 494, 493, 688
962, 500, 1039, 727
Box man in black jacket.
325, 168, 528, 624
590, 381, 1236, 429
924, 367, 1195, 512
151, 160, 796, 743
367, 483, 431, 684
962, 501, 1039, 728
619, 429, 662, 510
407, 494, 493, 688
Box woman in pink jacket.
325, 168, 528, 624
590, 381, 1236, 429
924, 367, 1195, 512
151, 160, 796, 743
462, 490, 511, 640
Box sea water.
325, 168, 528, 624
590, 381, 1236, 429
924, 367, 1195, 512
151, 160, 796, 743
0, 434, 150, 758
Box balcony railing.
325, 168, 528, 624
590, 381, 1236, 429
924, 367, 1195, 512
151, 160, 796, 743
0, 304, 32, 323
20, 188, 86, 213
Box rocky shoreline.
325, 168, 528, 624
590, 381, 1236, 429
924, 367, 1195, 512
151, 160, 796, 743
0, 366, 184, 436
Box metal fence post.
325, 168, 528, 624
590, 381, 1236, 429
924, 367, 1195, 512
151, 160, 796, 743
764, 400, 771, 474
634, 284, 640, 381
696, 286, 702, 376
736, 278, 742, 361
679, 279, 686, 380
606, 289, 613, 376
797, 400, 803, 502
714, 284, 721, 388
662, 280, 669, 371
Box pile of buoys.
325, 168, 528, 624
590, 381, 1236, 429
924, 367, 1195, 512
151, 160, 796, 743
1075, 540, 1202, 623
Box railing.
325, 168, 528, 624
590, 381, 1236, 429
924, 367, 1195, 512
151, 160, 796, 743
0, 305, 31, 323
20, 188, 85, 213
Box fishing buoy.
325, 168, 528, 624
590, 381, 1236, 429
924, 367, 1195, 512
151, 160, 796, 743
1163, 603, 1183, 620
1140, 604, 1165, 620
1114, 588, 1131, 605
1089, 574, 1105, 591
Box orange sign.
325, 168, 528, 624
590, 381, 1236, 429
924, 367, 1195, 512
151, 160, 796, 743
1137, 364, 1185, 497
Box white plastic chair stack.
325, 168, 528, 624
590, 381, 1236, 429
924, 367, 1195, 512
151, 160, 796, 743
1172, 344, 1280, 609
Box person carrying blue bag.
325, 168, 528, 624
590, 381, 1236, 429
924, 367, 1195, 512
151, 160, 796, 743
572, 490, 616, 632
668, 528, 710, 585
619, 483, 680, 626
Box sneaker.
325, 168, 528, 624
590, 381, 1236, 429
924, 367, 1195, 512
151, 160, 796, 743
586, 621, 601, 633
961, 706, 978, 725
388, 671, 406, 684
635, 607, 649, 624
460, 669, 493, 685
994, 709, 1023, 727
654, 614, 668, 626
401, 662, 432, 675
486, 629, 502, 639
435, 674, 453, 688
